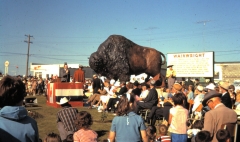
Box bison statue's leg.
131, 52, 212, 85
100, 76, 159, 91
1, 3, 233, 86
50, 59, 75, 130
145, 75, 151, 83
147, 73, 166, 88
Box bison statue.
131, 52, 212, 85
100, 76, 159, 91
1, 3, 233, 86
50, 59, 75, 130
89, 35, 166, 82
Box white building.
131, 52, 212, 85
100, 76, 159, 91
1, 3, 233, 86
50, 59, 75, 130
30, 63, 79, 79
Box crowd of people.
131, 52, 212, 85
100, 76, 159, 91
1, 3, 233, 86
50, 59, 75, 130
0, 71, 239, 142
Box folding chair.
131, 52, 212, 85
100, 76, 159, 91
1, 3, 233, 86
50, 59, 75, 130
234, 123, 238, 142
140, 109, 151, 121
221, 123, 238, 142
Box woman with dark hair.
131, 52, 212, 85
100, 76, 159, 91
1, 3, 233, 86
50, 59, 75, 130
168, 93, 188, 142
0, 75, 39, 142
73, 111, 97, 142
146, 125, 157, 142
108, 94, 148, 142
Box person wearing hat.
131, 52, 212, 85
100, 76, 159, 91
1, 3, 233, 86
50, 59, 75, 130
171, 83, 182, 94
73, 65, 85, 83
219, 82, 232, 109
170, 83, 188, 109
61, 64, 70, 82
166, 65, 176, 90
57, 97, 78, 141
135, 80, 158, 114
191, 85, 204, 117
202, 90, 237, 142
205, 83, 216, 92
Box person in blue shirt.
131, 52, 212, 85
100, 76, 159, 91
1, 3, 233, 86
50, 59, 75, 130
0, 75, 39, 142
108, 94, 148, 142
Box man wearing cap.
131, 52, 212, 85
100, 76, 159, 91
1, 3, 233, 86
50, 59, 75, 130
73, 65, 85, 83
57, 97, 78, 141
61, 64, 70, 82
171, 83, 182, 95
205, 83, 216, 92
166, 65, 176, 90
135, 80, 158, 114
192, 85, 204, 111
202, 90, 237, 142
219, 82, 232, 109
171, 83, 188, 109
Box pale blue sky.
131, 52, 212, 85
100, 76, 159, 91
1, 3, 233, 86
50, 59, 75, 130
0, 0, 240, 75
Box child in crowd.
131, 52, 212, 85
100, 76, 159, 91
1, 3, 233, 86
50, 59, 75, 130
216, 129, 231, 142
146, 125, 157, 142
168, 93, 188, 142
74, 111, 98, 142
187, 120, 204, 141
195, 130, 212, 142
43, 132, 61, 142
156, 124, 171, 142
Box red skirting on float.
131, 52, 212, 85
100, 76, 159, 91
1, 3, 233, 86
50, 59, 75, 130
46, 82, 84, 108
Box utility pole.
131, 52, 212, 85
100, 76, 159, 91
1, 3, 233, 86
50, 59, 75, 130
24, 34, 33, 77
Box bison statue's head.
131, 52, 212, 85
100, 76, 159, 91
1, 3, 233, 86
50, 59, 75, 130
89, 35, 131, 81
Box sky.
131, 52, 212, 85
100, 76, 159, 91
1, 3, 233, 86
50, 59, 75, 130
0, 0, 240, 76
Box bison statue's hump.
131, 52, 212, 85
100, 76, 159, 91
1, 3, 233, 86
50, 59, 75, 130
89, 35, 166, 82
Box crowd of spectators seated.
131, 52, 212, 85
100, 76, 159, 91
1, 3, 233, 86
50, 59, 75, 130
0, 75, 239, 142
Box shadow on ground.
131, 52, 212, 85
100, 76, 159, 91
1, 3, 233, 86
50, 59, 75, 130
96, 130, 108, 139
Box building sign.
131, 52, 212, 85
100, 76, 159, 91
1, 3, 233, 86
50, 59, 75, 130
167, 52, 214, 77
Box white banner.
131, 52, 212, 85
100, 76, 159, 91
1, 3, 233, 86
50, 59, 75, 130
55, 89, 84, 96
167, 52, 214, 77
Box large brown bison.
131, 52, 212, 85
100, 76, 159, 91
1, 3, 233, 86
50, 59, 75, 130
89, 35, 166, 82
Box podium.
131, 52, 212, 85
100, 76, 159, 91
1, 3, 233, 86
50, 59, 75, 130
46, 82, 84, 108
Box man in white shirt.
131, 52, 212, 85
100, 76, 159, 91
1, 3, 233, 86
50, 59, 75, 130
192, 85, 204, 118
137, 83, 150, 101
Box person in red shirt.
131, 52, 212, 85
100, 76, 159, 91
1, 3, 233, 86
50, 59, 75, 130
73, 65, 85, 83
73, 111, 98, 142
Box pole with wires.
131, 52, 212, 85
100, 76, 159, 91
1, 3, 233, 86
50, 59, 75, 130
24, 34, 33, 77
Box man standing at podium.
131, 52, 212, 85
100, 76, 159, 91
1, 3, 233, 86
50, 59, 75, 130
61, 63, 70, 82
73, 65, 85, 83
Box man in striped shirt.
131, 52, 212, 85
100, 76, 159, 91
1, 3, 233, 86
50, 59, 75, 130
57, 97, 78, 141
